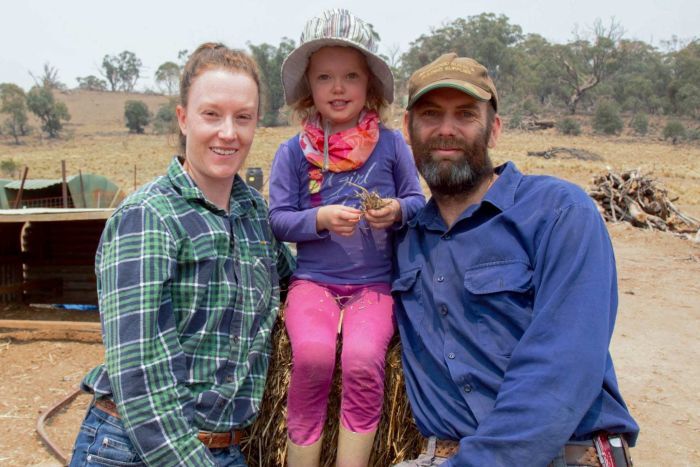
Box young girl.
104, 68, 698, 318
269, 9, 425, 467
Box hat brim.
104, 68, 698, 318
407, 80, 492, 109
282, 38, 394, 105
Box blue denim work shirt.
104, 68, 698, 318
392, 162, 639, 467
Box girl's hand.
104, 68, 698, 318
365, 199, 402, 229
316, 205, 362, 237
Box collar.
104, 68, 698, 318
167, 156, 258, 216
409, 161, 522, 230
482, 161, 520, 212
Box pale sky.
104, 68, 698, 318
1, 0, 697, 91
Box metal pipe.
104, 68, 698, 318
36, 387, 83, 466
13, 166, 29, 209
78, 169, 87, 208
61, 160, 68, 208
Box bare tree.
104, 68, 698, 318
554, 19, 625, 114
29, 63, 65, 90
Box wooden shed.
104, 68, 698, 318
0, 209, 112, 305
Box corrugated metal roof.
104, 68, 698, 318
4, 174, 109, 191
4, 178, 65, 190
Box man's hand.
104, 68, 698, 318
365, 199, 402, 229
316, 205, 362, 236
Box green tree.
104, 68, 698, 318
512, 34, 562, 107
629, 113, 649, 135
663, 120, 686, 144
666, 40, 700, 118
557, 117, 582, 135
26, 85, 70, 138
177, 49, 190, 68
124, 100, 151, 134
102, 51, 143, 92
153, 98, 178, 134
249, 37, 296, 126
400, 13, 523, 90
76, 75, 107, 91
101, 55, 120, 91
593, 100, 623, 135
155, 61, 180, 95
0, 159, 19, 178
0, 83, 30, 144
609, 40, 669, 114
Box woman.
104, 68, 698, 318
68, 43, 294, 467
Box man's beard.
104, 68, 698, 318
409, 122, 494, 198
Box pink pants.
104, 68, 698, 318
284, 279, 396, 445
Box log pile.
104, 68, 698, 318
528, 147, 603, 161
588, 169, 700, 239
513, 116, 555, 131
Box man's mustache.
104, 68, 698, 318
423, 137, 470, 152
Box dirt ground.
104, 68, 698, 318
0, 222, 698, 466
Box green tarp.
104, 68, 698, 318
1, 173, 122, 208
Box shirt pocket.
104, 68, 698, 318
251, 255, 276, 315
463, 261, 533, 356
391, 267, 424, 329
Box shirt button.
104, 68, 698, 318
448, 352, 455, 359
437, 275, 445, 282
439, 305, 448, 316
463, 384, 472, 393
444, 234, 451, 240
225, 375, 234, 383
233, 336, 240, 344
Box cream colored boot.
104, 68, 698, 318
287, 436, 322, 467
335, 425, 377, 467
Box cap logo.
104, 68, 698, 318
415, 61, 478, 80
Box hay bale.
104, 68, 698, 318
240, 310, 422, 466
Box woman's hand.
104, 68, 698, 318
316, 205, 362, 236
365, 199, 401, 229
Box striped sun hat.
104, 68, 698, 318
281, 8, 394, 105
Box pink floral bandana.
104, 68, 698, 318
300, 110, 380, 173
300, 110, 380, 206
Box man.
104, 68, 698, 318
392, 53, 639, 467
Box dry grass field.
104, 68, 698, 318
0, 90, 699, 466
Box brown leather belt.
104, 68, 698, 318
422, 438, 604, 466
421, 438, 460, 458
558, 444, 602, 467
196, 430, 242, 449
94, 398, 242, 449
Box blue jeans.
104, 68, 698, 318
69, 403, 247, 466
392, 437, 449, 466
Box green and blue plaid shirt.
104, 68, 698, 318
81, 157, 294, 466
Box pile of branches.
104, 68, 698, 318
588, 169, 700, 238
515, 116, 555, 131
528, 146, 603, 161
